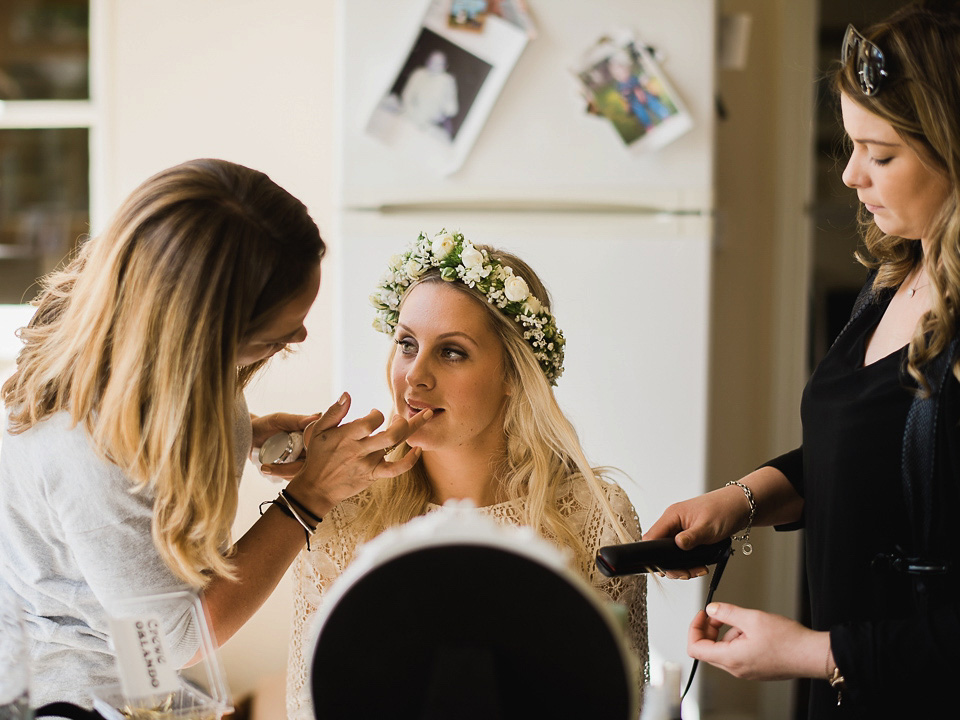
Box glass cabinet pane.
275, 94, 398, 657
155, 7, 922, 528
0, 127, 89, 304
0, 0, 89, 100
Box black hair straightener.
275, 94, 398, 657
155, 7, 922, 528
595, 537, 732, 577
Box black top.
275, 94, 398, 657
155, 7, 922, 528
768, 288, 960, 718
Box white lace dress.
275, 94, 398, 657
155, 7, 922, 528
286, 479, 648, 719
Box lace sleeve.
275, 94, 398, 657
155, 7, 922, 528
286, 553, 318, 720
286, 496, 368, 720
586, 482, 650, 705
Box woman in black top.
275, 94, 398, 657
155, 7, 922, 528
644, 2, 960, 717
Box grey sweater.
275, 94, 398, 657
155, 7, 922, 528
0, 397, 251, 708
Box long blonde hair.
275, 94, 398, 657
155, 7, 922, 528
2, 158, 324, 586
355, 246, 631, 566
837, 2, 960, 390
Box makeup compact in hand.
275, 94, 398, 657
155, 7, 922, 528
258, 431, 305, 466
595, 537, 732, 577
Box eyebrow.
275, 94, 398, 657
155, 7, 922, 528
851, 137, 901, 147
438, 331, 478, 345
396, 324, 478, 346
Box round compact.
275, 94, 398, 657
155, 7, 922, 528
257, 431, 304, 466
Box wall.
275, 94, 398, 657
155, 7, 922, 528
102, 0, 338, 705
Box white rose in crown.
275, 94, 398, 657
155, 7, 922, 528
460, 243, 484, 269
524, 295, 542, 314
404, 259, 424, 278
503, 275, 530, 303
432, 232, 456, 259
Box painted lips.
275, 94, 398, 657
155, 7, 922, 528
405, 400, 442, 418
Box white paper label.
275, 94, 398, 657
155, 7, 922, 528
109, 613, 180, 699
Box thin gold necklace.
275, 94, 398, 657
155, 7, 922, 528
907, 266, 929, 298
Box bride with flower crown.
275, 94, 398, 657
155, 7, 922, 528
285, 230, 649, 718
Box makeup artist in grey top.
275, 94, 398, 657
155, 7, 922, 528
0, 399, 251, 707
0, 160, 427, 710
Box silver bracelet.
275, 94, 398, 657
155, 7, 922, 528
276, 492, 318, 550
725, 481, 756, 555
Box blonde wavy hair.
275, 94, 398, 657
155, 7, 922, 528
836, 2, 960, 390
354, 246, 632, 566
2, 158, 324, 586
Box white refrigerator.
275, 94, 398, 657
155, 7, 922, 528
333, 0, 716, 710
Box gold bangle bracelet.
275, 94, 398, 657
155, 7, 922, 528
826, 656, 846, 706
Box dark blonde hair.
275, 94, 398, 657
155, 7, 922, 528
356, 245, 631, 568
836, 1, 960, 389
2, 158, 325, 585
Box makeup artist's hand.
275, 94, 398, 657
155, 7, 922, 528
251, 411, 320, 481
284, 392, 432, 519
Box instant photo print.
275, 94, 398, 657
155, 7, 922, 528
365, 0, 528, 174
577, 31, 694, 151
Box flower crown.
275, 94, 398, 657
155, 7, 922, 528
370, 230, 566, 385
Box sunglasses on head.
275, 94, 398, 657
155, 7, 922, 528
841, 24, 888, 96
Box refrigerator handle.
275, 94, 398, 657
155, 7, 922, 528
346, 200, 711, 217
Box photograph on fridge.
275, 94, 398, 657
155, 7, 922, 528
364, 0, 528, 175
577, 33, 694, 151
484, 0, 537, 38
368, 26, 492, 144
447, 0, 535, 35
449, 0, 488, 31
